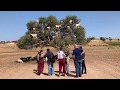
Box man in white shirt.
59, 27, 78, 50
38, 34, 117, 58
57, 47, 66, 77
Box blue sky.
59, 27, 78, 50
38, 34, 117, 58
0, 11, 120, 41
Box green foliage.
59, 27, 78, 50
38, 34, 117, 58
100, 37, 105, 42
50, 40, 56, 47
17, 34, 33, 49
38, 17, 47, 24
56, 38, 65, 47
64, 15, 80, 25
86, 36, 96, 43
64, 37, 73, 46
50, 37, 72, 47
26, 21, 36, 31
46, 16, 57, 27
18, 15, 86, 49
74, 26, 86, 44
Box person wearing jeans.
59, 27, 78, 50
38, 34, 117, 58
74, 60, 82, 77
45, 48, 54, 76
72, 44, 83, 78
47, 62, 54, 76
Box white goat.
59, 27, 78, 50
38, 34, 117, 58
75, 23, 80, 28
33, 28, 35, 30
47, 26, 51, 30
67, 26, 70, 29
69, 20, 73, 24
17, 59, 23, 63
55, 25, 61, 29
30, 34, 37, 38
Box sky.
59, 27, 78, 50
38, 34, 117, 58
0, 11, 120, 41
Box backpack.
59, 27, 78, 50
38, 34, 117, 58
50, 52, 55, 63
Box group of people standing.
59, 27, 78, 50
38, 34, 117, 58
36, 44, 87, 78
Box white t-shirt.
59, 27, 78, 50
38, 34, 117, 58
57, 51, 66, 59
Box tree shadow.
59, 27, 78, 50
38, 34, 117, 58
54, 71, 59, 73
43, 72, 48, 76
54, 71, 76, 77
33, 69, 48, 76
70, 71, 76, 74
33, 69, 37, 72
33, 69, 38, 75
67, 73, 75, 77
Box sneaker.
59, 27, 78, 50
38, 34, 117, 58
40, 73, 43, 76
51, 74, 55, 76
64, 74, 67, 77
79, 75, 82, 77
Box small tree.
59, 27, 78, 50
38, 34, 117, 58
100, 37, 105, 42
109, 37, 112, 42
118, 38, 119, 42
86, 36, 96, 43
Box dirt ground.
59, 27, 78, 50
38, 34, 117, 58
0, 44, 120, 79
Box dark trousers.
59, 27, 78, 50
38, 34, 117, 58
37, 60, 44, 75
59, 59, 66, 74
82, 59, 87, 74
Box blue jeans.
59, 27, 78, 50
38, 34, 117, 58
47, 62, 54, 75
74, 60, 82, 77
66, 63, 69, 74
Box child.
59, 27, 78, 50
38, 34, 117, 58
65, 52, 70, 75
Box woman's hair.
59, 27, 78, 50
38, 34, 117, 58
38, 50, 43, 54
60, 47, 63, 50
79, 46, 82, 49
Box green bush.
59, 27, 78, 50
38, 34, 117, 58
17, 34, 33, 49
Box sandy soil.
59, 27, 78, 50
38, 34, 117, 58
0, 44, 120, 79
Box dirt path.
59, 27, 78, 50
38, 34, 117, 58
0, 56, 120, 79
0, 46, 120, 79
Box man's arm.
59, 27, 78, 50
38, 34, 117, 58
72, 50, 75, 60
81, 50, 85, 55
